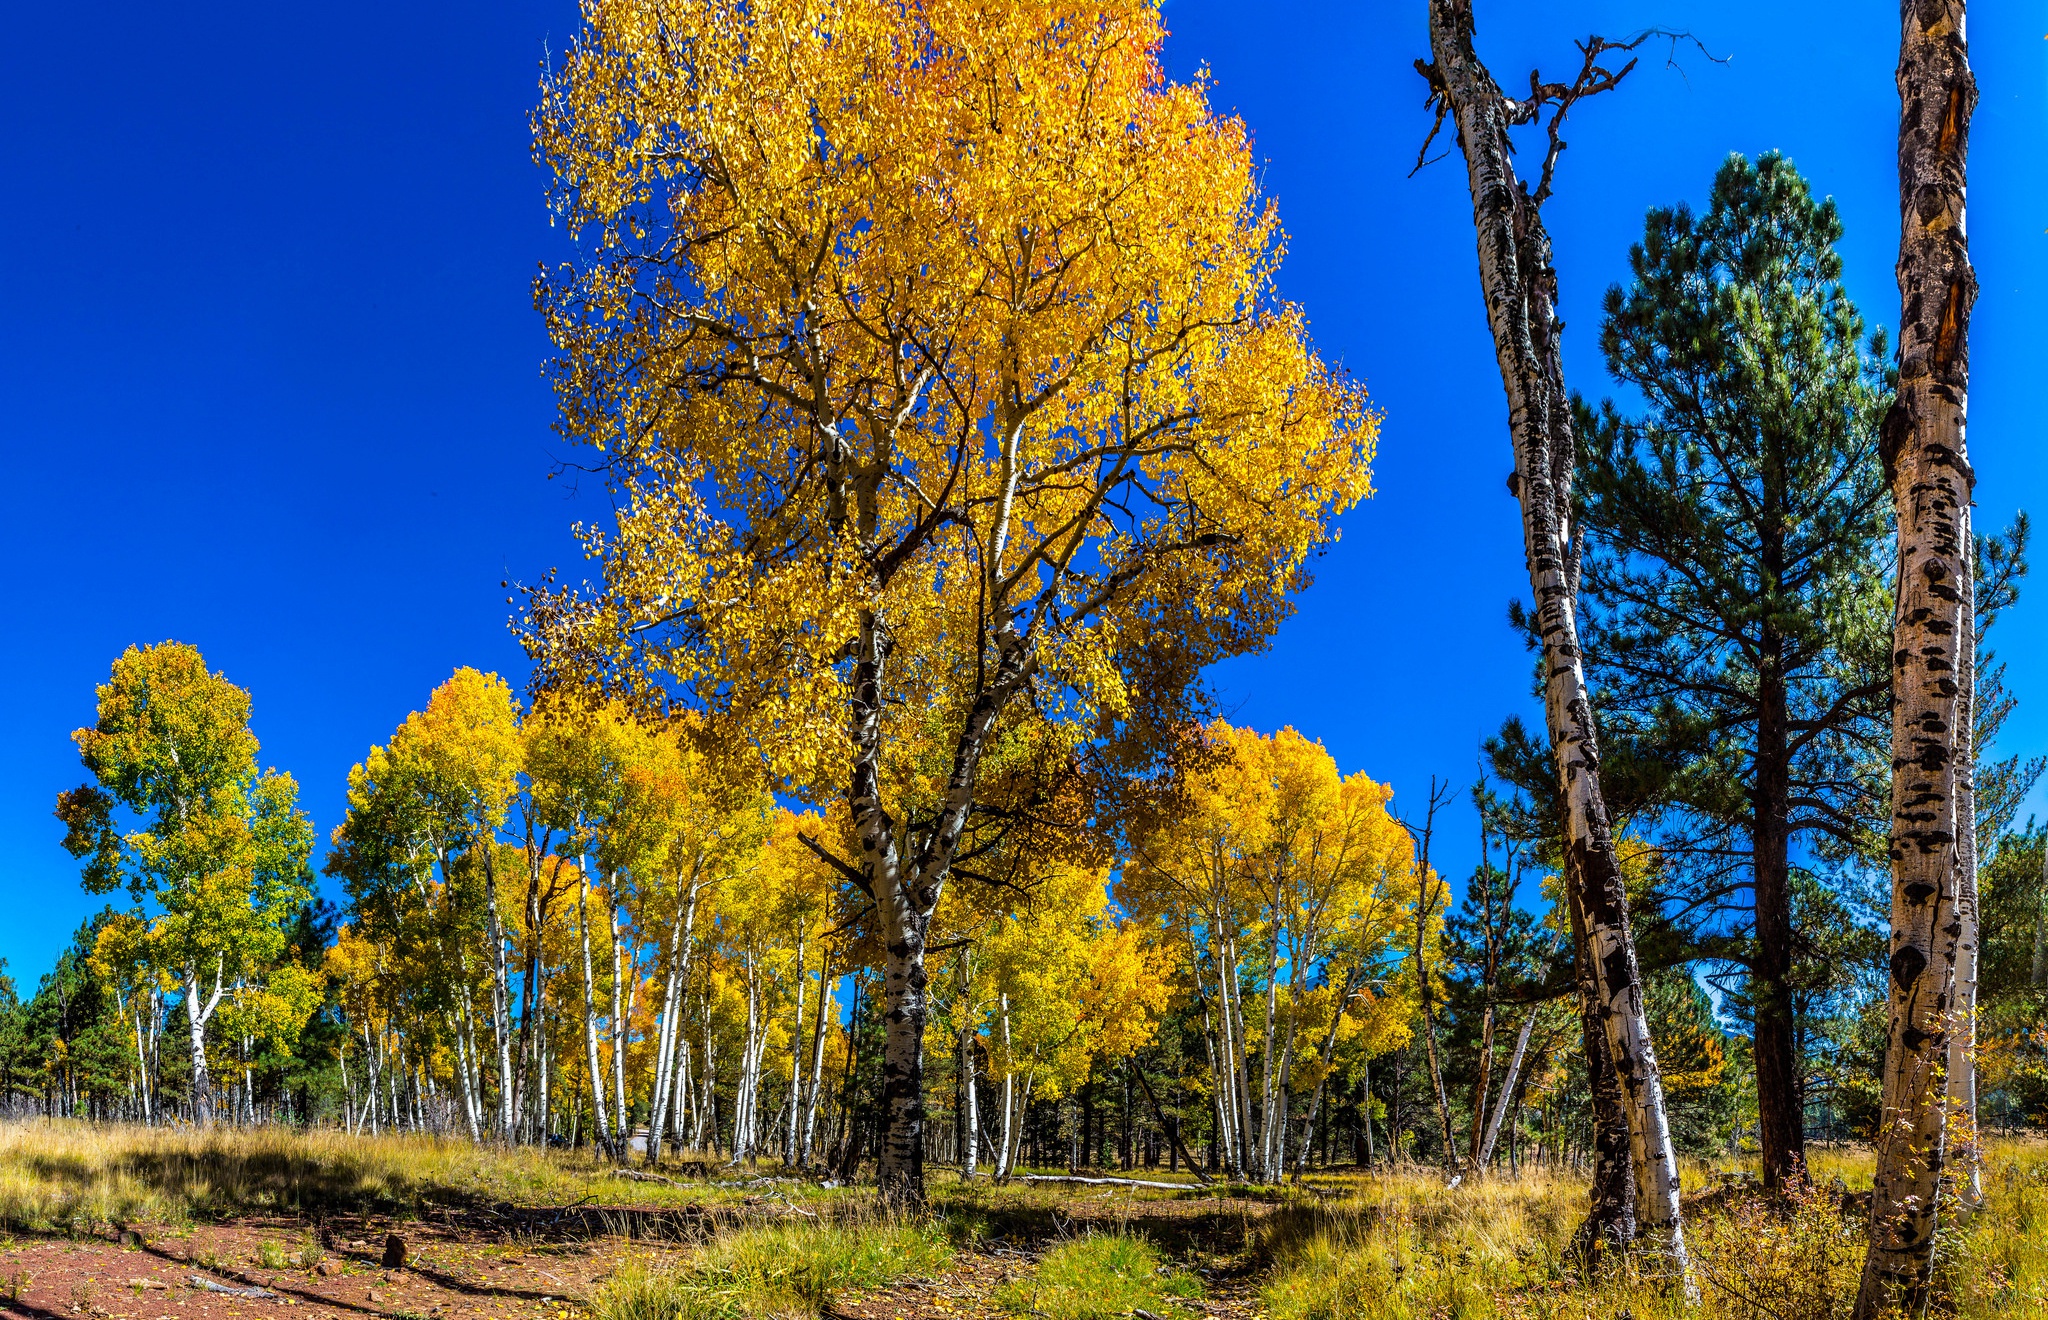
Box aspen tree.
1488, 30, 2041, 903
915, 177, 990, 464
1856, 0, 1979, 1313
531, 0, 1372, 1201
57, 642, 314, 1128
1418, 4, 1691, 1288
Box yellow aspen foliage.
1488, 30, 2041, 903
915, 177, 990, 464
530, 0, 1375, 1196
982, 862, 1169, 1102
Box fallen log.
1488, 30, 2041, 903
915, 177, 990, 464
1016, 1173, 1201, 1192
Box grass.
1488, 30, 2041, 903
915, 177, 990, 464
0, 1120, 2034, 1318
995, 1232, 1203, 1319
1257, 1138, 2048, 1320
591, 1218, 952, 1320
0, 1120, 827, 1231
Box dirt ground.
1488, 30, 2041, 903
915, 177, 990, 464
0, 1207, 1265, 1320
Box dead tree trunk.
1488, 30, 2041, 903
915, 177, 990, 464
1856, 2, 1977, 1313
1419, 2, 1690, 1287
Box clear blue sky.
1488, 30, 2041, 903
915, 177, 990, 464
2, 2, 2042, 991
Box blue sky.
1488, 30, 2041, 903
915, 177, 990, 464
1, 1, 2042, 991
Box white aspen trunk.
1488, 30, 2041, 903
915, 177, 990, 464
782, 925, 808, 1164
1423, 3, 1690, 1288
1256, 927, 1281, 1181
452, 997, 483, 1139
184, 976, 215, 1128
646, 875, 700, 1165
1857, 4, 1977, 1314
1946, 572, 1983, 1212
131, 1000, 153, 1125
483, 850, 515, 1141
801, 960, 835, 1166
607, 891, 631, 1161
340, 1036, 355, 1136
995, 993, 1016, 1179
956, 953, 978, 1178
363, 1020, 380, 1136
577, 880, 614, 1157
1476, 1008, 1539, 1171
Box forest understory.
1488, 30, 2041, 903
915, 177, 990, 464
0, 1124, 2036, 1320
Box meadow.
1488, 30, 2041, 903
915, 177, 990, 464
0, 1122, 2034, 1320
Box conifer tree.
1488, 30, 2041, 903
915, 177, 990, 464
1573, 152, 1894, 1188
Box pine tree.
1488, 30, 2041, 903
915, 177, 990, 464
1572, 152, 1894, 1188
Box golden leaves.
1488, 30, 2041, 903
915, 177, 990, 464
533, 0, 1377, 797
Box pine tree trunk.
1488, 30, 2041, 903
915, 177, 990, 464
1855, 3, 1976, 1315
1423, 0, 1689, 1283
1754, 663, 1806, 1188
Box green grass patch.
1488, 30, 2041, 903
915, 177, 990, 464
593, 1219, 952, 1320
998, 1233, 1202, 1320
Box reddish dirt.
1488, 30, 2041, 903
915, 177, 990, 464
0, 1203, 1268, 1320
0, 1221, 614, 1320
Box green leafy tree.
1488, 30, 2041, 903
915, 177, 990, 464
55, 642, 315, 1126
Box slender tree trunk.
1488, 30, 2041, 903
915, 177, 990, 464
1412, 887, 1459, 1177
1568, 879, 1637, 1263
1946, 576, 1983, 1210
781, 926, 808, 1163
801, 957, 835, 1166
994, 994, 1017, 1180
1755, 644, 1807, 1189
1856, 3, 1976, 1315
646, 877, 698, 1166
1476, 1007, 1538, 1171
184, 977, 214, 1128
2031, 839, 2048, 987
1292, 967, 1361, 1180
482, 849, 515, 1141
1423, 2, 1689, 1284
577, 880, 614, 1158
956, 954, 979, 1178
608, 893, 632, 1160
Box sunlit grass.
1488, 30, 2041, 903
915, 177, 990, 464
995, 1232, 1202, 1319
1257, 1138, 2048, 1320
0, 1120, 828, 1230
592, 1218, 951, 1320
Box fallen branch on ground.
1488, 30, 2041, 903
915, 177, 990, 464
189, 1277, 278, 1299
1015, 1173, 1199, 1191
611, 1168, 681, 1186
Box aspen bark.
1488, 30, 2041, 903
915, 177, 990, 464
577, 880, 614, 1158
800, 956, 835, 1166
783, 925, 809, 1164
646, 874, 699, 1166
483, 848, 515, 1141
1423, 0, 1689, 1282
1946, 571, 1983, 1211
956, 953, 980, 1178
1857, 6, 1977, 1312
1476, 1007, 1538, 1172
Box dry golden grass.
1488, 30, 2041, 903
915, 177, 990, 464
0, 1122, 2037, 1320
0, 1120, 823, 1231
1257, 1140, 2048, 1320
